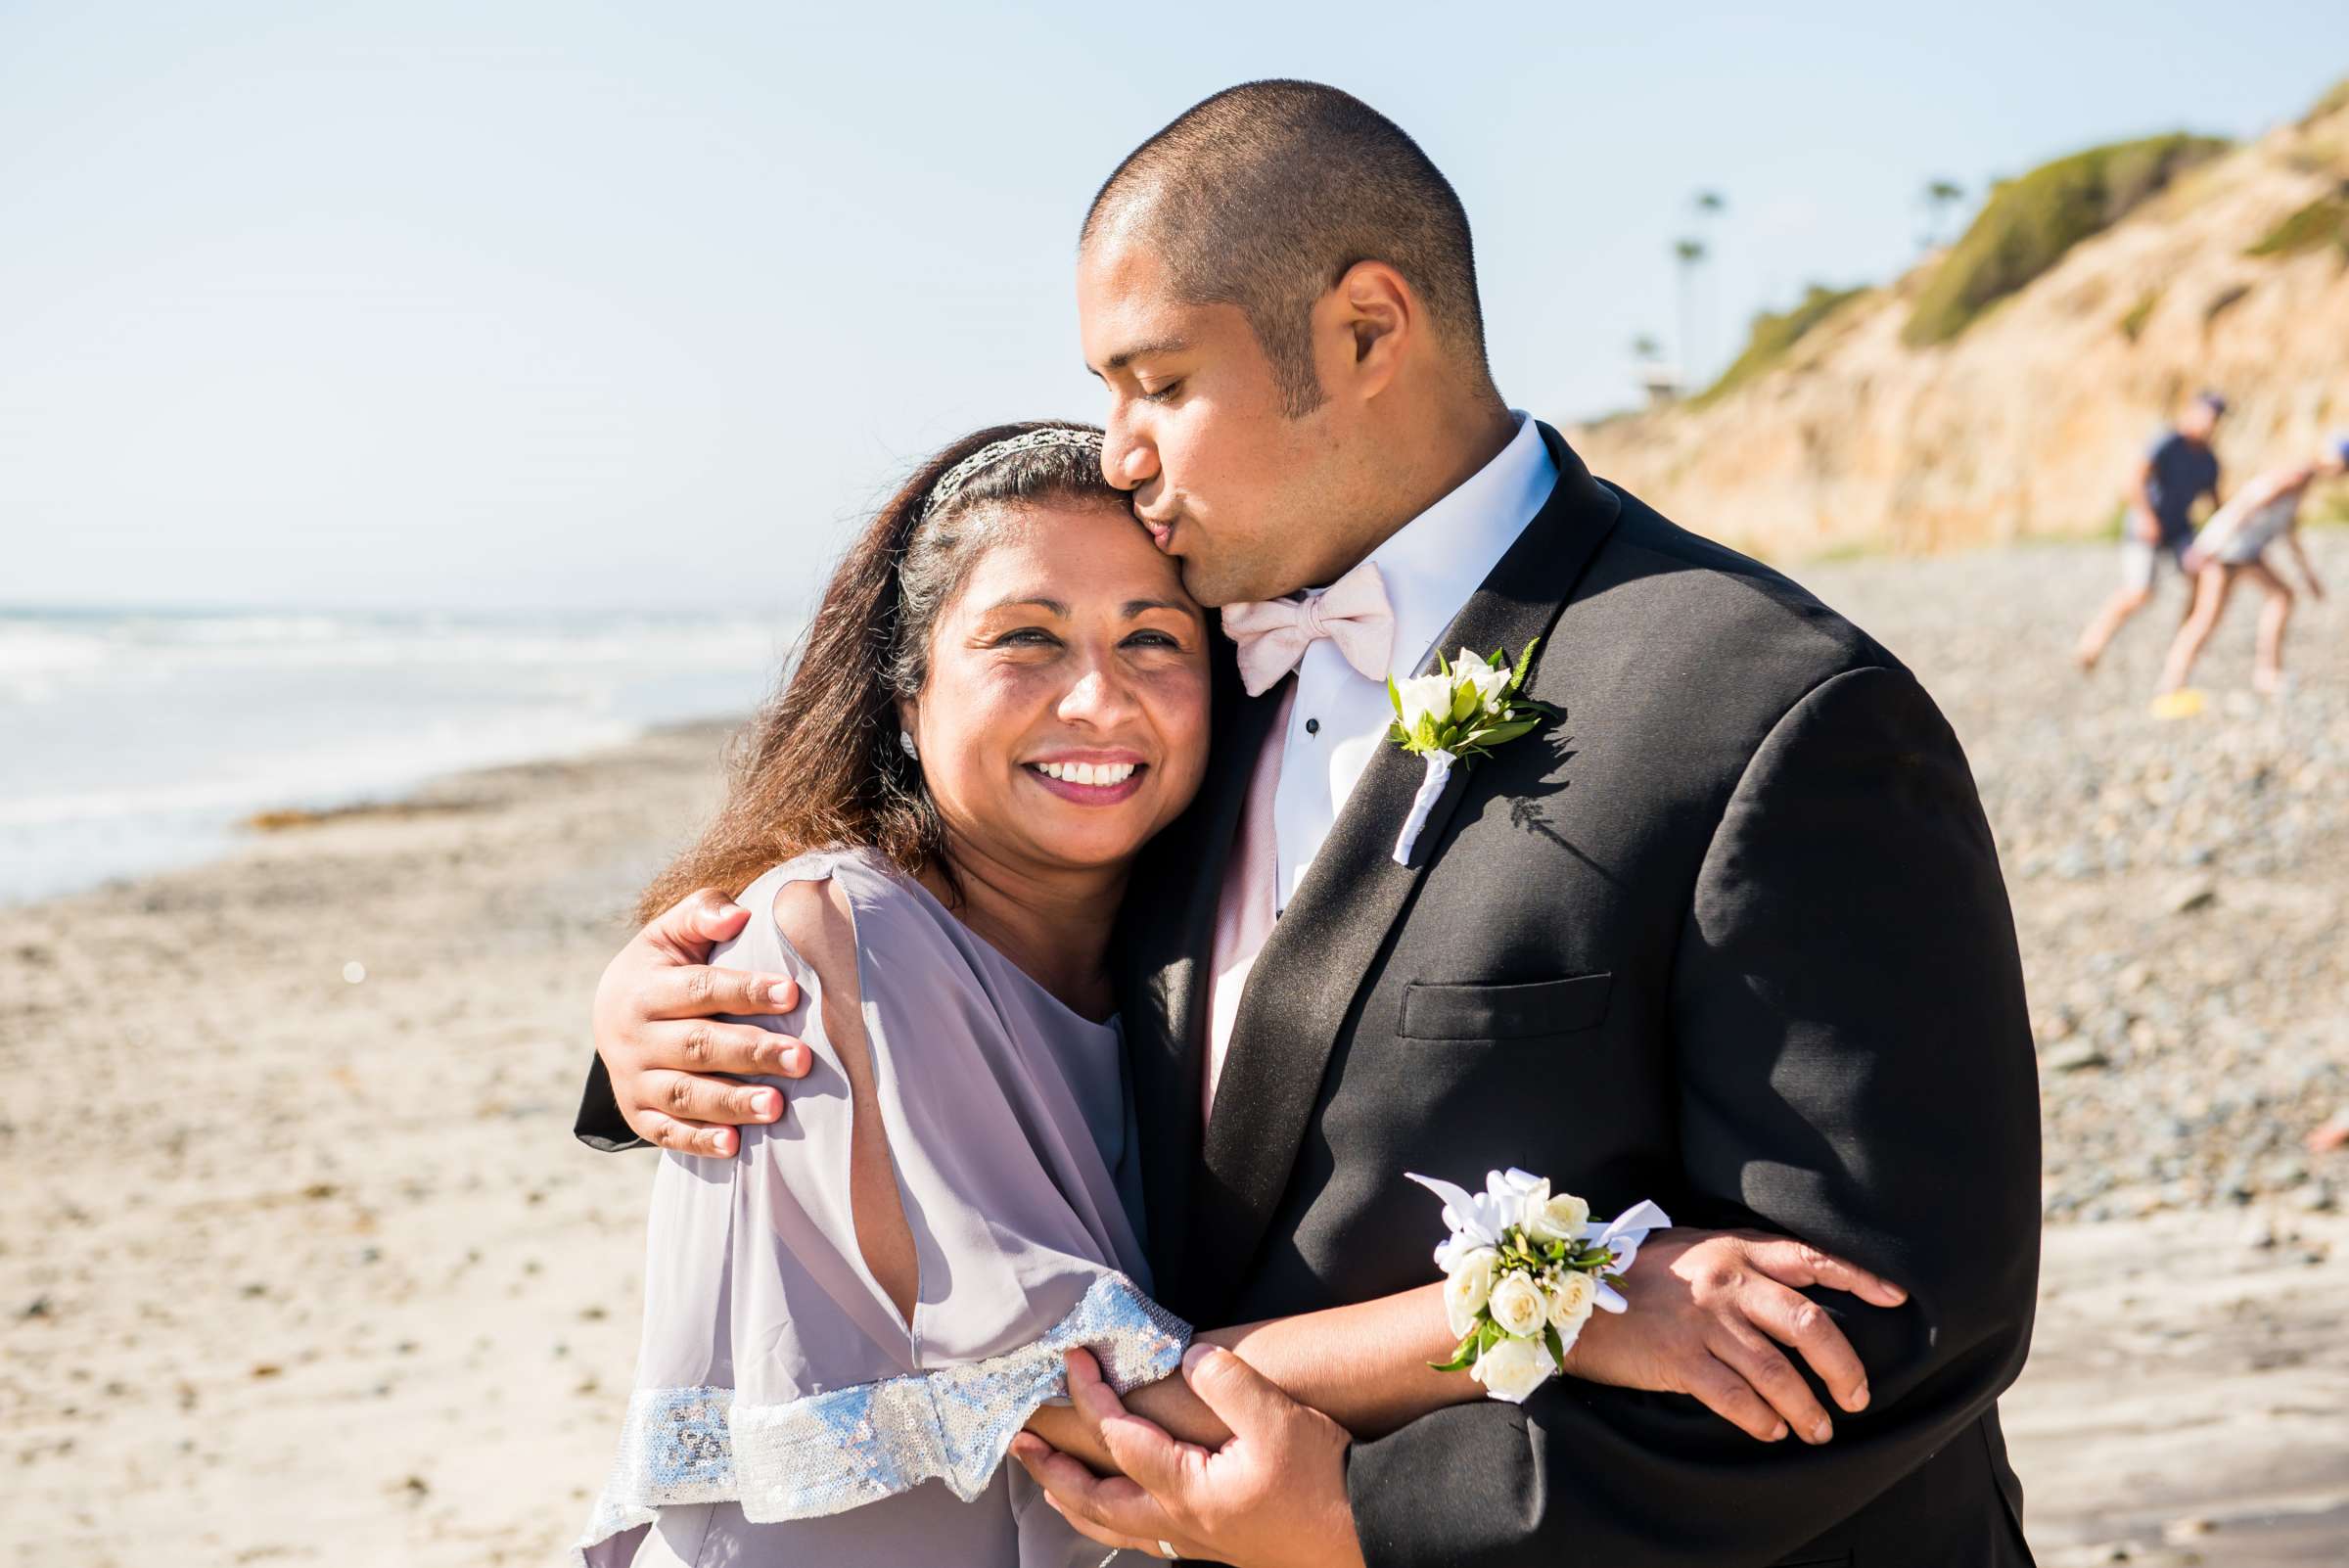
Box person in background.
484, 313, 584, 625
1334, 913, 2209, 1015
2150, 437, 2342, 715
2075, 392, 2228, 671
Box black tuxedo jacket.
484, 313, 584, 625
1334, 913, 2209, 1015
576, 426, 2040, 1567
1112, 426, 2038, 1567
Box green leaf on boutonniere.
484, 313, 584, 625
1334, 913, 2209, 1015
1509, 639, 1540, 693
1466, 717, 1542, 749
1543, 1323, 1569, 1369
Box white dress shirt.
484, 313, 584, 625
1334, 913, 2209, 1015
1270, 411, 1558, 911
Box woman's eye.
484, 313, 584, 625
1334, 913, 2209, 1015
996, 627, 1060, 648
1124, 630, 1181, 650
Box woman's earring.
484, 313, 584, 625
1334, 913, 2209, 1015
898, 730, 919, 761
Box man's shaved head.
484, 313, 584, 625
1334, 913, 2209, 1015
1082, 79, 1490, 416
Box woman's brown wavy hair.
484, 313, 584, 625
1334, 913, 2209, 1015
634, 421, 1126, 922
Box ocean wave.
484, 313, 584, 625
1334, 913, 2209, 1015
0, 606, 789, 901
0, 610, 789, 701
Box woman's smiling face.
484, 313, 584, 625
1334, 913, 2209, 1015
904, 495, 1212, 878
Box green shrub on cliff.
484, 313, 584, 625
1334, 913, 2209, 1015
1903, 133, 2231, 347
2245, 190, 2349, 261
1692, 284, 1869, 407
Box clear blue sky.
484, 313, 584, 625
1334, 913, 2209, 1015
2, 2, 2339, 611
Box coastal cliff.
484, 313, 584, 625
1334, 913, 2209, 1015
1576, 81, 2349, 558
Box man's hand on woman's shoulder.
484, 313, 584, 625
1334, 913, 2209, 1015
592, 887, 812, 1157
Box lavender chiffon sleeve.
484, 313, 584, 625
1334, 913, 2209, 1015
574, 849, 1188, 1566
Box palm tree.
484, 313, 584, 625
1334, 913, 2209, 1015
1673, 238, 1707, 389
1922, 178, 1965, 249
1688, 192, 1727, 380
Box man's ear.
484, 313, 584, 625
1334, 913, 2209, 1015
1320, 259, 1414, 401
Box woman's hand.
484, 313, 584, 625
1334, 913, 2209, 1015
1559, 1228, 1907, 1446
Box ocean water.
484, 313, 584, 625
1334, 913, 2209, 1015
0, 605, 794, 904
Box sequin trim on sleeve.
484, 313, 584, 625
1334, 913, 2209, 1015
573, 1272, 1190, 1557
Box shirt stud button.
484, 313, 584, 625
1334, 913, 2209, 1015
1305, 717, 1320, 736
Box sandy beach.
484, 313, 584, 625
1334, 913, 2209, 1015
4, 534, 2344, 1566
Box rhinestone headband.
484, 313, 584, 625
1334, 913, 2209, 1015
919, 427, 1105, 521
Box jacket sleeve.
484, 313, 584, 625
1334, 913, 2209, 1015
573, 1053, 645, 1152
1344, 663, 2041, 1566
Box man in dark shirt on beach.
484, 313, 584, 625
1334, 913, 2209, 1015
2075, 392, 2226, 669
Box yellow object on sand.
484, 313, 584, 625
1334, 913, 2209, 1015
2149, 688, 2207, 720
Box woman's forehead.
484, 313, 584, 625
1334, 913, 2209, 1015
956, 503, 1193, 609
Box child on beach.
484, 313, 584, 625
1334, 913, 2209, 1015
2150, 437, 2343, 715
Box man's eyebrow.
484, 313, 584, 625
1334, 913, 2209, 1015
1090, 337, 1190, 375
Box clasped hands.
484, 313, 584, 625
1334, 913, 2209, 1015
1014, 1343, 1358, 1567
1007, 1229, 1904, 1567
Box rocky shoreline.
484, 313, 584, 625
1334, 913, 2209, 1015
1813, 532, 2347, 1225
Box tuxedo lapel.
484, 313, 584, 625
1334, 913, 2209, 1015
1118, 641, 1288, 1299
1184, 426, 1622, 1312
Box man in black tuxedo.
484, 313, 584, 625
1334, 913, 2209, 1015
576, 80, 2039, 1568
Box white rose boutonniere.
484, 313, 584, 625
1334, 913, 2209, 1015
1385, 643, 1558, 866
1405, 1169, 1673, 1406
1389, 671, 1462, 734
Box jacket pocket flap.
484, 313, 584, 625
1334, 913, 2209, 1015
1399, 973, 1614, 1040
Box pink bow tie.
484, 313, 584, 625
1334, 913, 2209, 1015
1222, 561, 1397, 697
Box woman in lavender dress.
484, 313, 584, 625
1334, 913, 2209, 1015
575, 423, 1210, 1567
575, 424, 1904, 1567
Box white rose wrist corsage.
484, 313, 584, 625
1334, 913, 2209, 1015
1406, 1168, 1671, 1404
